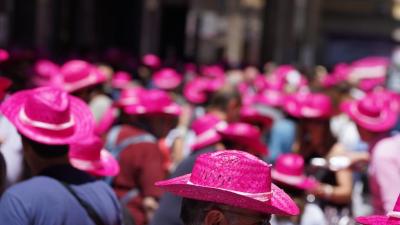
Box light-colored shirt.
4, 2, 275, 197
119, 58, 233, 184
369, 134, 400, 214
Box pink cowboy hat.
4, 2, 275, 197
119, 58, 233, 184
240, 105, 274, 129
117, 86, 144, 108
255, 89, 286, 107
183, 77, 209, 104
201, 65, 225, 78
284, 92, 332, 119
153, 68, 183, 90
347, 57, 389, 83
356, 194, 400, 225
156, 150, 300, 216
33, 59, 61, 87
0, 49, 9, 62
142, 54, 161, 69
0, 86, 94, 145
124, 89, 181, 116
0, 76, 12, 100
342, 93, 398, 132
217, 122, 268, 156
111, 71, 132, 89
190, 114, 226, 151
358, 77, 386, 92
60, 60, 107, 93
69, 135, 119, 176
272, 153, 318, 190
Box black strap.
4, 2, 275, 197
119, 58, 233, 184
59, 182, 106, 225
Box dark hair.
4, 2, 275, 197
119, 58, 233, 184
207, 88, 241, 112
20, 135, 69, 158
180, 198, 219, 225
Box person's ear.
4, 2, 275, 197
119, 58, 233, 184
204, 209, 227, 225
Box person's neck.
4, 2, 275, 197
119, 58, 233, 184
30, 156, 70, 176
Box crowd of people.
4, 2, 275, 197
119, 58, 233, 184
0, 48, 399, 225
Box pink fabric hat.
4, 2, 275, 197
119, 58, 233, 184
190, 114, 226, 151
124, 89, 181, 116
201, 65, 225, 78
356, 195, 400, 225
255, 89, 286, 107
142, 54, 161, 69
358, 77, 385, 92
69, 135, 119, 176
284, 92, 332, 119
240, 106, 274, 129
33, 59, 61, 87
117, 86, 144, 108
342, 92, 398, 132
111, 71, 132, 89
153, 68, 183, 90
347, 57, 389, 83
0, 86, 94, 145
0, 76, 12, 100
217, 122, 268, 156
0, 49, 9, 62
60, 60, 107, 93
156, 150, 299, 216
183, 77, 209, 104
272, 153, 318, 190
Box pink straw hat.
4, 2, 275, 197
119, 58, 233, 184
190, 114, 226, 151
0, 76, 12, 100
33, 59, 61, 87
69, 135, 119, 176
183, 77, 209, 104
356, 195, 400, 225
153, 68, 183, 90
240, 106, 274, 129
0, 49, 9, 62
358, 77, 385, 92
217, 122, 268, 156
142, 54, 161, 69
111, 71, 132, 89
117, 86, 144, 108
60, 60, 107, 93
124, 89, 181, 116
201, 65, 225, 78
272, 153, 318, 190
156, 150, 300, 216
255, 89, 286, 107
0, 86, 94, 145
342, 93, 398, 132
284, 92, 332, 119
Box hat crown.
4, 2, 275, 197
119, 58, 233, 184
61, 60, 92, 83
275, 153, 304, 176
69, 136, 103, 161
24, 87, 71, 125
142, 54, 161, 68
191, 114, 221, 135
358, 97, 381, 118
140, 90, 173, 108
35, 60, 59, 78
113, 71, 131, 81
190, 150, 271, 194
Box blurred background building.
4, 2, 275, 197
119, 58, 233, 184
0, 0, 398, 70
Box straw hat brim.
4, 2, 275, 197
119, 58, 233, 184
0, 89, 94, 145
191, 134, 222, 152
63, 68, 106, 93
156, 174, 300, 216
124, 103, 181, 116
356, 215, 400, 225
343, 101, 397, 132
271, 170, 318, 191
69, 149, 120, 177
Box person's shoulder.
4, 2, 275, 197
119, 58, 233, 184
4, 176, 59, 200
373, 135, 400, 158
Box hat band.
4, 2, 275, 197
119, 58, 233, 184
64, 72, 97, 91
19, 107, 75, 131
387, 211, 400, 219
118, 97, 139, 106
187, 180, 272, 202
272, 170, 304, 185
70, 157, 101, 170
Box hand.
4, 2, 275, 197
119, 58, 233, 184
143, 197, 159, 222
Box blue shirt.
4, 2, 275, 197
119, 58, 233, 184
0, 165, 122, 225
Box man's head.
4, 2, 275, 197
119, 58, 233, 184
207, 87, 242, 122
156, 150, 299, 225
181, 198, 271, 225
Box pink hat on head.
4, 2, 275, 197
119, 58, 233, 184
348, 57, 389, 82
69, 135, 119, 176
60, 60, 107, 93
0, 86, 94, 145
342, 92, 398, 132
124, 89, 181, 116
156, 150, 299, 216
0, 49, 9, 62
0, 77, 12, 100
217, 122, 268, 156
356, 194, 400, 225
240, 106, 274, 129
153, 68, 183, 90
111, 71, 132, 89
33, 59, 61, 87
255, 89, 286, 107
358, 77, 385, 92
201, 65, 225, 78
117, 86, 144, 108
184, 77, 208, 104
190, 114, 226, 151
272, 153, 318, 190
142, 54, 161, 69
284, 92, 332, 119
